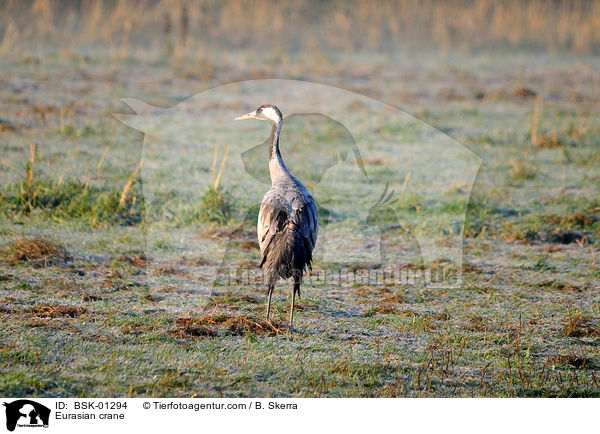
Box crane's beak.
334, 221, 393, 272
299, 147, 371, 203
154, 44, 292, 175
235, 110, 258, 120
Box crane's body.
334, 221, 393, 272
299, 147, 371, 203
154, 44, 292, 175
236, 105, 318, 329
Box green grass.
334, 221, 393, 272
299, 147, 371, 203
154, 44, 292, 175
0, 47, 599, 397
198, 186, 234, 225
0, 176, 142, 226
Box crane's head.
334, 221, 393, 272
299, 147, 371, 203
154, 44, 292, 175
235, 104, 282, 124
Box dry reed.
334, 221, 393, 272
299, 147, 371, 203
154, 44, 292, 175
1, 1, 599, 56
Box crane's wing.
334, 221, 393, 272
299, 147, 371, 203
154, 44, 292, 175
257, 192, 318, 276
257, 194, 289, 256
297, 195, 318, 258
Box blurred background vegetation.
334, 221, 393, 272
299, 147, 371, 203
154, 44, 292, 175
1, 0, 599, 57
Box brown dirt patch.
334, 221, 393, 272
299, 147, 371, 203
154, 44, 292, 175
173, 314, 287, 338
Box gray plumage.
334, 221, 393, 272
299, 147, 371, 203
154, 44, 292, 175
258, 173, 318, 290
235, 104, 318, 329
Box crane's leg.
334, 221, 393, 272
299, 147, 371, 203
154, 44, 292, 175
289, 279, 300, 332
266, 281, 274, 322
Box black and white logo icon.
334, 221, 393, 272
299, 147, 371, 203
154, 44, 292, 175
3, 400, 50, 432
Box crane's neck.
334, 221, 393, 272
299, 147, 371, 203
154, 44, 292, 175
268, 119, 290, 183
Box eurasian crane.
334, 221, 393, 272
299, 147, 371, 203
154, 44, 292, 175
235, 105, 318, 330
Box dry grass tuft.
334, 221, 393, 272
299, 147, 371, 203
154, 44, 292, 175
236, 240, 259, 250
80, 292, 103, 302
381, 293, 405, 304
173, 314, 286, 338
509, 159, 537, 181
179, 255, 214, 266
512, 87, 537, 99
466, 313, 489, 332
198, 146, 233, 224
530, 97, 569, 149
0, 118, 22, 133
563, 312, 600, 338
433, 311, 451, 321
462, 263, 483, 274
365, 304, 398, 317
537, 280, 582, 292
210, 293, 262, 306
117, 253, 148, 268
547, 354, 593, 368
151, 263, 181, 276
0, 274, 13, 282
350, 285, 394, 301
2, 236, 71, 267
28, 304, 87, 318
549, 230, 590, 245
363, 292, 406, 316
547, 213, 598, 228
533, 134, 564, 149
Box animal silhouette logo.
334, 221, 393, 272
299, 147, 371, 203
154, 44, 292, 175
115, 79, 481, 288
3, 400, 50, 431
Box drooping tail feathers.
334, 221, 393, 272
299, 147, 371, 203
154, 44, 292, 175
260, 208, 313, 291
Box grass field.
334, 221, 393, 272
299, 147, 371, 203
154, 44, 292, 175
1, 2, 600, 397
